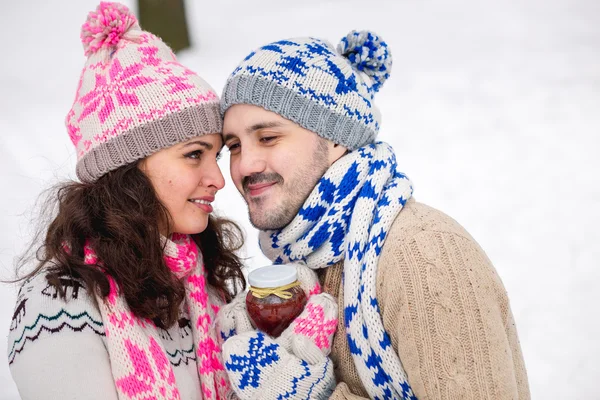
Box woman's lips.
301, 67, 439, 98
188, 196, 215, 213
191, 202, 213, 213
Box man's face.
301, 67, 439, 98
223, 104, 331, 230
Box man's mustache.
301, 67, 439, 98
242, 173, 284, 193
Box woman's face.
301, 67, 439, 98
140, 134, 225, 236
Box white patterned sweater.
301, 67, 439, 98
7, 273, 203, 400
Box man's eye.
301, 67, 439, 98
227, 143, 240, 151
185, 150, 203, 159
260, 136, 276, 143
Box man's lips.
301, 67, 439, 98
246, 182, 277, 197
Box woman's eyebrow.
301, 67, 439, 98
181, 140, 213, 150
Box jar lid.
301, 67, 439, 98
248, 265, 298, 288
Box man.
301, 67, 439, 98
219, 31, 530, 399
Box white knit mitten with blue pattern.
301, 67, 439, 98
215, 263, 324, 343
223, 328, 335, 400
216, 264, 338, 399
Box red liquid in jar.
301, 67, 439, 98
246, 285, 307, 338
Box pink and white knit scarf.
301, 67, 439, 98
84, 233, 231, 399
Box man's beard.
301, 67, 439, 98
242, 139, 330, 230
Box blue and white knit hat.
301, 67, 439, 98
221, 30, 392, 150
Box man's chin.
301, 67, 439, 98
246, 193, 301, 230
248, 206, 284, 231
248, 207, 272, 231
249, 216, 275, 231
249, 210, 299, 231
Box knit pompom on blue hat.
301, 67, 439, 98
221, 30, 392, 150
337, 30, 392, 93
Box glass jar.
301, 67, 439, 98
246, 265, 307, 338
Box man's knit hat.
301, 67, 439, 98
67, 2, 221, 182
221, 30, 392, 150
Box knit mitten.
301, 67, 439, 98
223, 293, 338, 400
223, 331, 335, 400
215, 263, 323, 342
215, 288, 254, 342
276, 292, 338, 358
222, 293, 338, 400
217, 264, 337, 399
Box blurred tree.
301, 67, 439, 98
138, 0, 190, 53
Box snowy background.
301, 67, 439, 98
1, 0, 598, 398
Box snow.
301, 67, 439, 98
1, 0, 598, 398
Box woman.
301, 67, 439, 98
7, 3, 244, 399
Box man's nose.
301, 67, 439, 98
236, 146, 267, 177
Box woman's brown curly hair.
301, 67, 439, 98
14, 161, 246, 329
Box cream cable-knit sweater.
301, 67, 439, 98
322, 199, 530, 399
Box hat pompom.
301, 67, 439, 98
337, 30, 392, 92
81, 2, 139, 56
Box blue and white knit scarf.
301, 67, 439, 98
259, 142, 417, 399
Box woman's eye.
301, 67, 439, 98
260, 136, 276, 143
185, 150, 203, 159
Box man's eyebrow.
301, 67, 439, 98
181, 140, 213, 150
223, 133, 238, 143
223, 121, 285, 143
245, 121, 284, 134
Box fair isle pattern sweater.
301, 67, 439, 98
8, 273, 204, 400
324, 199, 531, 400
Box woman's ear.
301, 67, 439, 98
138, 159, 147, 174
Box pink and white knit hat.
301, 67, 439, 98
66, 2, 221, 182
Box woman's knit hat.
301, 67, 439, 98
67, 2, 221, 182
221, 30, 392, 150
